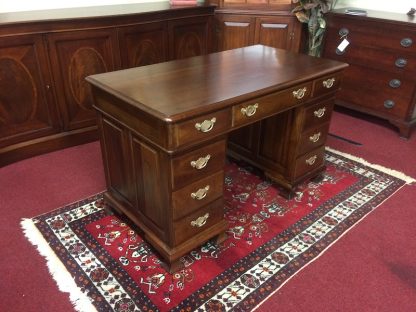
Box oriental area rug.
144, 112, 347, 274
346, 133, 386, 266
21, 148, 415, 312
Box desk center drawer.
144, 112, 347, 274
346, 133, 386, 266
232, 82, 313, 127
172, 170, 224, 220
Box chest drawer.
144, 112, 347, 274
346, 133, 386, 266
297, 123, 330, 156
172, 108, 231, 148
232, 82, 313, 127
302, 100, 333, 131
171, 139, 226, 190
326, 19, 416, 54
172, 170, 224, 220
173, 197, 224, 245
294, 146, 325, 179
313, 72, 343, 98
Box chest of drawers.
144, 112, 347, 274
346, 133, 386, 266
322, 8, 416, 138
87, 45, 347, 272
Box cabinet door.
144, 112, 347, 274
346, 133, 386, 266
216, 14, 255, 51
118, 22, 168, 69
48, 29, 120, 131
254, 16, 301, 51
0, 34, 58, 148
168, 16, 213, 60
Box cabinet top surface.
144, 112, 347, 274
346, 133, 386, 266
0, 2, 214, 25
87, 45, 348, 122
329, 8, 416, 25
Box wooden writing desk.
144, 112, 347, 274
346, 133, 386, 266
87, 45, 348, 272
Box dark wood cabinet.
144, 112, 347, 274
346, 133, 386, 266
0, 34, 59, 149
168, 16, 213, 59
118, 22, 168, 69
0, 3, 215, 166
322, 9, 416, 138
48, 29, 120, 131
216, 13, 301, 52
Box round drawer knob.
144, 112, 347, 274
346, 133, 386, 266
395, 58, 407, 68
339, 28, 349, 37
400, 38, 413, 48
389, 79, 401, 88
384, 100, 395, 109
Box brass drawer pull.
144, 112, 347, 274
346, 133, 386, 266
314, 107, 326, 118
195, 117, 216, 133
191, 213, 209, 227
305, 155, 317, 165
241, 103, 259, 117
191, 185, 210, 200
309, 132, 321, 143
293, 87, 307, 99
190, 154, 211, 169
322, 78, 335, 89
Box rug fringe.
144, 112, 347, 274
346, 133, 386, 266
326, 146, 416, 184
21, 218, 98, 312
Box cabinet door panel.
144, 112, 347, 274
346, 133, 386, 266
216, 14, 254, 51
0, 35, 58, 147
118, 22, 168, 69
169, 16, 212, 60
48, 29, 120, 130
255, 16, 296, 51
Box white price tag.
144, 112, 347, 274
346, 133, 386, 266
337, 38, 350, 52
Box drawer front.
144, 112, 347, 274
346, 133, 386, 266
172, 170, 224, 220
173, 197, 224, 245
171, 139, 226, 190
294, 146, 325, 179
324, 37, 416, 77
326, 20, 416, 54
297, 123, 330, 156
302, 100, 333, 131
173, 108, 231, 147
313, 72, 343, 98
339, 67, 413, 119
232, 82, 313, 127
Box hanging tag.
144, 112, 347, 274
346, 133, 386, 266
337, 38, 350, 52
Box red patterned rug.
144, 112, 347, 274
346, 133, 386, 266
22, 148, 414, 312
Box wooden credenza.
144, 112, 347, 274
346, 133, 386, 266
322, 8, 416, 138
0, 3, 214, 166
87, 45, 347, 272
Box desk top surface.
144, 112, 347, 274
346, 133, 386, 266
87, 45, 348, 122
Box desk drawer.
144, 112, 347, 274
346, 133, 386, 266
313, 72, 343, 98
172, 171, 224, 220
232, 82, 313, 127
302, 100, 333, 131
297, 123, 330, 156
294, 146, 325, 179
173, 197, 224, 245
173, 109, 231, 148
171, 139, 226, 190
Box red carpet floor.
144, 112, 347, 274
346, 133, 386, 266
0, 109, 415, 311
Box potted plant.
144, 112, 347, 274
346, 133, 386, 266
292, 0, 338, 57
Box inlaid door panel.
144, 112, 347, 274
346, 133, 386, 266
48, 29, 120, 131
118, 21, 168, 69
254, 16, 298, 51
168, 16, 212, 60
216, 14, 254, 51
0, 34, 58, 148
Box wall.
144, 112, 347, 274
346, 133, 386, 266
335, 0, 415, 14
0, 0, 167, 13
